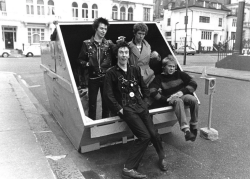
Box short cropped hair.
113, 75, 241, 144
162, 55, 177, 68
92, 17, 110, 31
133, 23, 148, 35
113, 41, 131, 57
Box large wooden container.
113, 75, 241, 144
40, 21, 191, 153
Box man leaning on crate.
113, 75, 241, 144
104, 41, 168, 179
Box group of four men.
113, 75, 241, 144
78, 17, 199, 179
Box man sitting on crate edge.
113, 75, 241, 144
104, 41, 168, 179
149, 56, 199, 142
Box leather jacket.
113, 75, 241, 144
78, 37, 113, 78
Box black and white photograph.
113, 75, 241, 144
0, 0, 250, 178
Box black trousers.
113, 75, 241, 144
88, 76, 109, 120
122, 108, 165, 170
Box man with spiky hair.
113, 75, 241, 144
104, 41, 168, 179
78, 17, 114, 120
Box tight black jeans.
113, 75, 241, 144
122, 108, 165, 169
88, 76, 109, 120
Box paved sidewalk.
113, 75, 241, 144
181, 65, 250, 81
0, 72, 84, 179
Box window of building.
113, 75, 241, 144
219, 18, 222, 27
232, 19, 236, 27
167, 18, 171, 26
231, 32, 236, 40
26, 0, 34, 15
28, 28, 45, 44
165, 32, 171, 36
82, 3, 88, 18
199, 16, 210, 23
48, 0, 54, 15
92, 4, 98, 19
231, 8, 237, 15
72, 2, 78, 19
168, 3, 172, 10
37, 0, 44, 15
120, 7, 125, 20
180, 0, 185, 7
112, 6, 118, 20
143, 8, 150, 21
201, 31, 212, 40
128, 7, 133, 21
218, 4, 221, 9
0, 0, 6, 11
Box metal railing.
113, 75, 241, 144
217, 39, 250, 61
217, 39, 236, 62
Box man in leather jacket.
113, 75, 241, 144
78, 17, 114, 120
104, 41, 168, 179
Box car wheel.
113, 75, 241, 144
2, 52, 9, 58
192, 53, 195, 55
26, 52, 33, 57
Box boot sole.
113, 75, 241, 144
185, 136, 196, 142
121, 174, 147, 179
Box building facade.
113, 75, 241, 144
0, 0, 154, 51
160, 0, 250, 51
225, 0, 250, 44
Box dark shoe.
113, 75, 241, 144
190, 125, 198, 141
185, 130, 196, 142
159, 158, 168, 171
121, 168, 147, 179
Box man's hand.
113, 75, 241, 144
175, 91, 183, 98
78, 88, 88, 98
116, 36, 126, 43
167, 91, 183, 102
167, 95, 178, 102
150, 51, 159, 59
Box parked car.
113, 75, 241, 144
1, 49, 11, 57
176, 46, 196, 55
23, 45, 41, 57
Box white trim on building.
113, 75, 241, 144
0, 0, 154, 51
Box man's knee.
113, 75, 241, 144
188, 96, 199, 107
137, 134, 151, 144
183, 95, 198, 106
173, 98, 184, 106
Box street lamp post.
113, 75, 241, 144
175, 22, 179, 49
183, 0, 188, 65
188, 8, 193, 47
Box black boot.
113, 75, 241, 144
190, 125, 198, 141
159, 158, 168, 171
184, 129, 196, 142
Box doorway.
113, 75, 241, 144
4, 32, 14, 49
2, 26, 16, 49
213, 34, 218, 45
